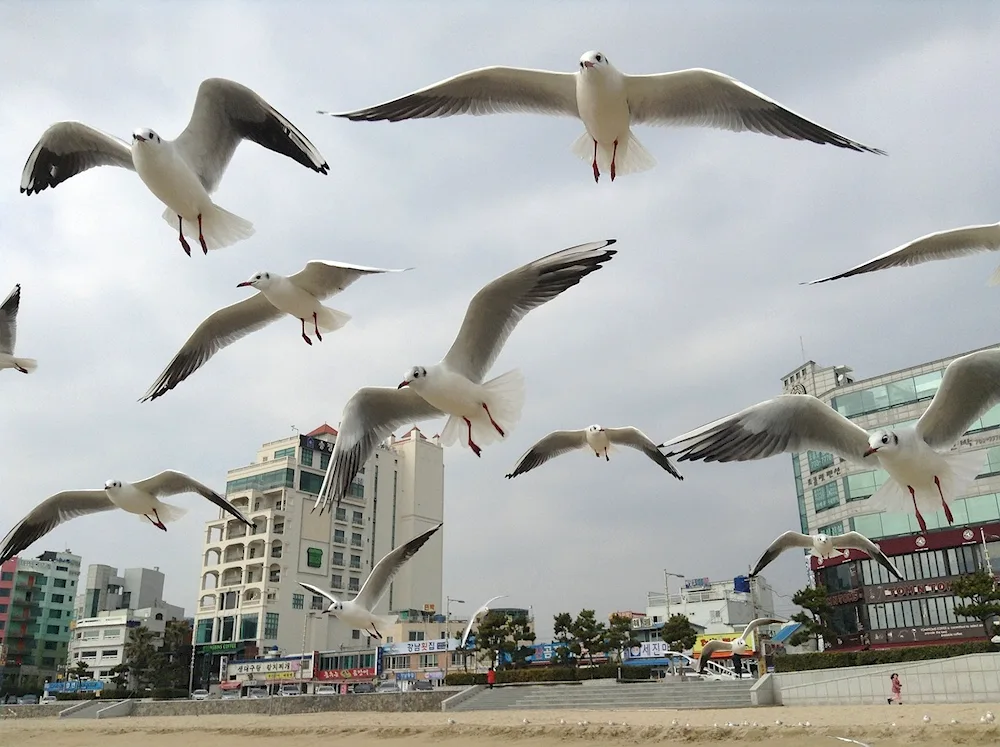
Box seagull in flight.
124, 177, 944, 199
0, 470, 252, 564
21, 78, 328, 255
505, 424, 683, 479
298, 522, 443, 640
460, 595, 508, 648
322, 50, 884, 182
140, 261, 408, 401
662, 347, 1000, 533
697, 617, 784, 672
0, 285, 37, 375
314, 240, 618, 513
751, 529, 901, 580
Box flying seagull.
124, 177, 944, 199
505, 424, 683, 479
321, 50, 884, 183
313, 240, 618, 513
0, 471, 252, 565
697, 617, 784, 672
298, 522, 443, 640
460, 594, 508, 648
0, 285, 37, 375
805, 222, 1000, 286
661, 347, 1000, 533
140, 261, 408, 402
751, 529, 901, 581
21, 78, 328, 255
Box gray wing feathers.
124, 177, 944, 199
751, 531, 812, 576
698, 639, 730, 669
288, 261, 408, 300
916, 348, 1000, 449
133, 470, 251, 526
324, 67, 578, 122
0, 490, 116, 565
0, 284, 20, 355
838, 531, 902, 580
742, 617, 784, 637
355, 523, 443, 610
20, 122, 134, 195
504, 430, 587, 478
606, 427, 684, 479
298, 581, 339, 606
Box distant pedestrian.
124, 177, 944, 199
732, 653, 743, 679
888, 673, 902, 704
487, 667, 496, 690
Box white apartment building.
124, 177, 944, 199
640, 575, 777, 638
68, 604, 185, 680
192, 423, 444, 687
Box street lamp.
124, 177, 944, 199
445, 597, 465, 679
300, 611, 322, 692
663, 571, 685, 624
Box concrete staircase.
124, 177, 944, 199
59, 700, 125, 719
450, 678, 757, 712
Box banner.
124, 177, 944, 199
316, 667, 377, 681
380, 639, 453, 656
624, 641, 684, 660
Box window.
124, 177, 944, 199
0, 572, 11, 581
299, 471, 325, 495
226, 468, 294, 495
301, 448, 314, 467
419, 653, 437, 668
352, 511, 364, 526
385, 655, 410, 669
350, 555, 361, 569
42, 657, 55, 667
348, 481, 364, 499
334, 530, 345, 544
101, 649, 118, 657
306, 547, 323, 568
292, 594, 304, 610
352, 630, 360, 640
264, 613, 280, 639
348, 577, 360, 593
311, 595, 325, 611
807, 451, 834, 473
981, 446, 1000, 477
54, 578, 66, 588
408, 631, 425, 641
351, 533, 363, 548
80, 650, 97, 658
0, 589, 10, 598
44, 641, 57, 650
335, 508, 347, 522
48, 609, 62, 618
320, 452, 330, 471
196, 619, 213, 645
818, 521, 844, 535
50, 594, 64, 603
274, 447, 296, 459
0, 605, 6, 613
331, 574, 343, 589
332, 552, 344, 566
812, 482, 840, 512
241, 614, 258, 640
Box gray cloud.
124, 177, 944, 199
3, 2, 1000, 639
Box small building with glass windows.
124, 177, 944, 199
780, 343, 1000, 650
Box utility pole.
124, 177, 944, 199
662, 571, 684, 625
445, 597, 464, 680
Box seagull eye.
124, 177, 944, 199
596, 54, 603, 62
881, 435, 889, 444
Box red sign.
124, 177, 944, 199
219, 680, 242, 690
316, 667, 377, 681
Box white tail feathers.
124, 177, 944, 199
315, 305, 352, 333
11, 357, 38, 374
149, 501, 189, 524
439, 369, 526, 452
571, 130, 657, 177
869, 449, 987, 517
988, 263, 1000, 287
161, 203, 255, 251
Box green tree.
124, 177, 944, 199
475, 611, 536, 670
660, 614, 698, 651
552, 612, 576, 667
788, 585, 838, 647
152, 619, 192, 690
122, 626, 158, 689
69, 660, 92, 679
107, 664, 129, 690
952, 567, 1000, 639
569, 609, 606, 667
604, 614, 638, 662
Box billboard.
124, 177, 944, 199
45, 680, 104, 694
315, 667, 377, 681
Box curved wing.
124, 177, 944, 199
837, 531, 901, 580
174, 78, 329, 193
804, 223, 1000, 285
314, 387, 444, 514
625, 69, 884, 154
606, 427, 683, 479
460, 594, 508, 648
140, 294, 283, 402
0, 284, 21, 356
916, 347, 1000, 449
0, 490, 115, 565
504, 429, 587, 478
321, 66, 578, 122
742, 617, 785, 638
661, 394, 872, 465
750, 531, 812, 576
442, 240, 617, 382
20, 122, 134, 195
298, 581, 340, 608
697, 639, 731, 670
133, 470, 251, 526
288, 261, 411, 301
355, 522, 443, 611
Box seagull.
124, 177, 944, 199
662, 347, 1000, 533
504, 424, 683, 479
321, 50, 884, 183
697, 618, 784, 672
140, 261, 408, 401
0, 471, 251, 565
0, 285, 37, 375
298, 522, 443, 639
751, 530, 902, 580
313, 240, 618, 513
459, 595, 508, 648
21, 78, 328, 255
805, 223, 1000, 287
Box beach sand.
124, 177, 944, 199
3, 704, 1000, 747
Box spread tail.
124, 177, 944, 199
571, 130, 656, 177
161, 203, 255, 251
440, 369, 525, 451
145, 501, 188, 525
314, 305, 352, 333
11, 357, 37, 374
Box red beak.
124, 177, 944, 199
863, 447, 878, 457
236, 281, 252, 288
583, 61, 595, 69
398, 381, 409, 389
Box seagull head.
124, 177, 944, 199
398, 365, 428, 390
732, 636, 747, 652
104, 479, 123, 491
579, 50, 610, 71
814, 533, 833, 552
132, 128, 161, 145
587, 424, 605, 433
864, 430, 898, 457
237, 271, 272, 290
326, 601, 343, 615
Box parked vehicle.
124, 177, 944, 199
376, 682, 401, 694
3, 695, 18, 705
220, 690, 241, 700
412, 681, 433, 691
247, 688, 269, 699
190, 689, 210, 701
351, 683, 374, 694
314, 685, 338, 696
39, 694, 58, 704
278, 684, 301, 697
18, 695, 38, 705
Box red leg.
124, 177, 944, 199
177, 216, 192, 256
313, 312, 323, 342
146, 512, 167, 532
482, 403, 505, 437
934, 476, 955, 524
908, 486, 927, 533
610, 139, 619, 181
197, 214, 208, 255
300, 319, 313, 346
591, 140, 600, 183
463, 417, 482, 457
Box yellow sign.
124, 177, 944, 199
423, 603, 436, 612
692, 631, 757, 657
263, 671, 297, 680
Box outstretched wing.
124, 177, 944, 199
354, 523, 443, 610
20, 122, 134, 195
0, 490, 115, 565
916, 347, 1000, 449
133, 470, 251, 526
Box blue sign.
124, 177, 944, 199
733, 576, 751, 594
394, 671, 416, 680
45, 680, 104, 693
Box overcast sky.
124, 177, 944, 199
3, 1, 1000, 641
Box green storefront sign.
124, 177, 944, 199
198, 642, 241, 654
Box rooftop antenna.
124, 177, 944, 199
291, 425, 299, 436
799, 336, 807, 363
